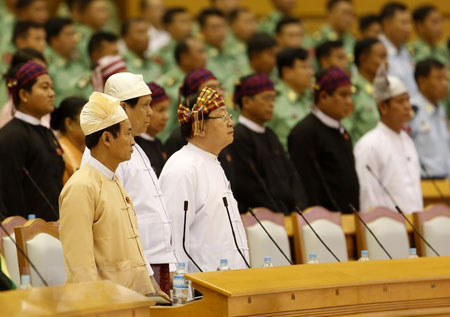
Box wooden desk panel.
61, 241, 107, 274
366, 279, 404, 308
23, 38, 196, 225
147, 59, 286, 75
151, 257, 450, 317
0, 280, 153, 317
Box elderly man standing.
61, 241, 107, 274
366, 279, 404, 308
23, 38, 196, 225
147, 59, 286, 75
159, 87, 249, 272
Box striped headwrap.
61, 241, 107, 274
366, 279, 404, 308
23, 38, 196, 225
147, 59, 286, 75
180, 68, 217, 98
314, 66, 351, 103
147, 82, 169, 104
177, 87, 225, 136
7, 61, 48, 107
233, 73, 274, 107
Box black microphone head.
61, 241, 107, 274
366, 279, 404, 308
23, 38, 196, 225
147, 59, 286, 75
222, 197, 228, 207
184, 201, 188, 211
348, 204, 357, 213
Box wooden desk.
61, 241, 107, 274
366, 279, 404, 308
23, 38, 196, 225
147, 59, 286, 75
151, 257, 450, 316
422, 179, 450, 206
0, 280, 154, 317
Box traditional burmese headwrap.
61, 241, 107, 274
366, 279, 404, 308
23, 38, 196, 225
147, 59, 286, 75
104, 72, 151, 101
7, 61, 48, 107
147, 82, 169, 104
313, 66, 351, 103
180, 68, 217, 98
80, 92, 128, 136
373, 63, 408, 103
177, 87, 225, 136
233, 73, 274, 107
91, 55, 127, 92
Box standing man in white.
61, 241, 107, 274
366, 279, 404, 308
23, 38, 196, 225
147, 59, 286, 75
82, 72, 177, 295
159, 87, 249, 272
354, 65, 423, 213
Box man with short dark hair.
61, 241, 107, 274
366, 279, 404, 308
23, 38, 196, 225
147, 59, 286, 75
16, 0, 48, 24
141, 0, 170, 53
275, 17, 304, 49
379, 1, 418, 98
315, 40, 348, 72
410, 59, 450, 178
359, 14, 381, 39
269, 47, 313, 149
88, 31, 119, 66
258, 0, 297, 35
246, 32, 278, 81
342, 38, 387, 143
13, 20, 46, 53
160, 87, 249, 272
288, 67, 359, 213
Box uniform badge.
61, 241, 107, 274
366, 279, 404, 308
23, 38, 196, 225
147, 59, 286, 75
365, 84, 373, 95
133, 59, 143, 68
347, 53, 354, 62
77, 75, 89, 89
166, 77, 175, 86
328, 31, 338, 41
288, 91, 296, 102
351, 85, 356, 93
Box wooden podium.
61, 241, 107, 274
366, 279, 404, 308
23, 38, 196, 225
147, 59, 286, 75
151, 257, 450, 316
1, 280, 154, 316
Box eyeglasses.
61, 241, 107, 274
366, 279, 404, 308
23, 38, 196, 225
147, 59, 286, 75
207, 113, 233, 122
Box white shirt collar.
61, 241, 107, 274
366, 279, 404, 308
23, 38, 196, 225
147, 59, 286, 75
312, 107, 341, 130
15, 111, 42, 126
138, 133, 155, 141
186, 142, 217, 161
88, 156, 116, 180
238, 115, 265, 134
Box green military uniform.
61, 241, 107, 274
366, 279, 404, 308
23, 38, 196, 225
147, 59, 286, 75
45, 47, 88, 106
156, 66, 185, 142
122, 49, 163, 83
0, 6, 15, 110
152, 39, 176, 73
60, 69, 93, 102
74, 23, 94, 68
258, 11, 283, 35
342, 73, 379, 144
225, 32, 250, 74
268, 81, 313, 150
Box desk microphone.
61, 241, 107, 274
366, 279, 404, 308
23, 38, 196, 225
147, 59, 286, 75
182, 201, 203, 272
420, 163, 450, 204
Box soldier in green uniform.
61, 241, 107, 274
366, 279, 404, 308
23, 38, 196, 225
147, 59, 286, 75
258, 0, 297, 35
16, 0, 48, 24
342, 38, 387, 144
268, 47, 314, 150
244, 33, 278, 84
275, 17, 304, 49
305, 0, 355, 66
44, 17, 87, 106
156, 38, 207, 142
152, 8, 192, 72
121, 18, 162, 83
315, 40, 349, 73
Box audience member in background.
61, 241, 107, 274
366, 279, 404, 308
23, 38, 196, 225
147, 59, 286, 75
246, 33, 278, 82
45, 17, 86, 106
409, 5, 449, 65
288, 67, 359, 214
135, 82, 169, 177
315, 40, 349, 73
159, 87, 249, 273
379, 2, 418, 98
229, 73, 307, 214
210, 0, 240, 16
50, 96, 87, 183
156, 38, 207, 142
16, 0, 49, 24
88, 31, 119, 66
199, 8, 239, 94
154, 7, 192, 72
275, 17, 304, 49
354, 65, 422, 213
342, 38, 387, 143
259, 0, 298, 35
410, 59, 450, 178
73, 0, 110, 67
121, 18, 162, 82
269, 47, 313, 150
0, 49, 47, 128
359, 14, 382, 39
0, 61, 64, 221
142, 0, 170, 53
59, 92, 156, 296
308, 0, 355, 63
13, 21, 46, 53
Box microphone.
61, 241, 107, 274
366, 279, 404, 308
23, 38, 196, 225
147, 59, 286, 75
0, 209, 49, 286
313, 160, 342, 211
22, 167, 59, 219
222, 197, 251, 268
294, 207, 341, 262
365, 165, 440, 256
182, 201, 203, 272
348, 204, 392, 259
419, 163, 450, 204
247, 207, 293, 265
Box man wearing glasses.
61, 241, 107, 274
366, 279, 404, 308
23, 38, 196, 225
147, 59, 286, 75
159, 87, 249, 272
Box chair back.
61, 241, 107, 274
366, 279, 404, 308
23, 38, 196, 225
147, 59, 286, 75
291, 206, 348, 264
14, 218, 66, 287
241, 207, 291, 267
355, 207, 409, 260
1, 216, 27, 285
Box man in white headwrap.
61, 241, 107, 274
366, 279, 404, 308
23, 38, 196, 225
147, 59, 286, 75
59, 92, 155, 295
81, 72, 178, 295
354, 64, 423, 213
